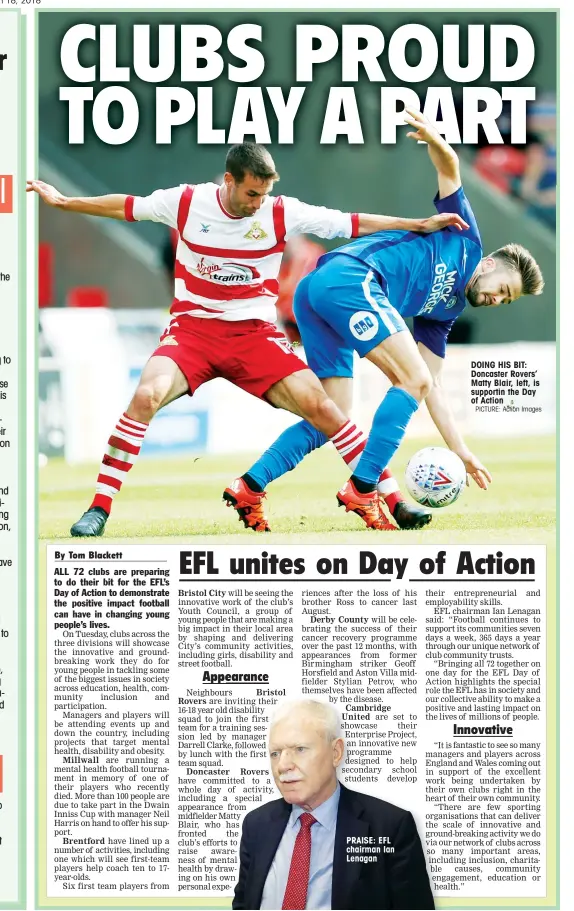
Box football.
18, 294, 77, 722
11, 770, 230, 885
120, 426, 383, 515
405, 447, 467, 508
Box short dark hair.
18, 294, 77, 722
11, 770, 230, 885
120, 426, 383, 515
492, 243, 545, 296
225, 143, 279, 184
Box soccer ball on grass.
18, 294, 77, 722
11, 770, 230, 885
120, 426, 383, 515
405, 447, 466, 508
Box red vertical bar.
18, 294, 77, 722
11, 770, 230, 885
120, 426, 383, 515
0, 176, 13, 214
39, 243, 54, 307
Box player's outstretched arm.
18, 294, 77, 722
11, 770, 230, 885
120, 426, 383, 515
356, 210, 469, 236
418, 342, 492, 490
404, 108, 461, 199
285, 196, 468, 241
26, 180, 128, 220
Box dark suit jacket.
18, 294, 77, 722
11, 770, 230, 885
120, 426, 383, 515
232, 783, 434, 910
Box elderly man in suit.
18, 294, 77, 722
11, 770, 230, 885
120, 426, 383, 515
233, 699, 434, 910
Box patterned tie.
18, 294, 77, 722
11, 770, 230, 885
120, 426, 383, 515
282, 812, 317, 910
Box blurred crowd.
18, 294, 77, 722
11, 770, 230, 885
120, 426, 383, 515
470, 95, 557, 232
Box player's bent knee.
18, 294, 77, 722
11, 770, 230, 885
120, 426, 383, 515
130, 383, 167, 421
401, 367, 433, 402
292, 385, 340, 432
306, 392, 343, 434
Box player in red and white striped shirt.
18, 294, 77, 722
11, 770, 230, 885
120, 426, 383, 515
28, 143, 465, 535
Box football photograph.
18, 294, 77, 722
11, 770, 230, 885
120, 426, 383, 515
31, 8, 561, 910
36, 10, 556, 546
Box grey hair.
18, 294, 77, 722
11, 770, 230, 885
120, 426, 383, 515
269, 699, 342, 742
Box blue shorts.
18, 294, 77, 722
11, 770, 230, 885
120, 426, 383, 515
293, 254, 407, 378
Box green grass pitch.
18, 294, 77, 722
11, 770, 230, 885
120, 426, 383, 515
39, 434, 556, 547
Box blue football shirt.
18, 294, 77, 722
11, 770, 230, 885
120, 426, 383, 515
318, 186, 483, 357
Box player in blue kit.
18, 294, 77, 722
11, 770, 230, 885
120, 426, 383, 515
225, 109, 545, 531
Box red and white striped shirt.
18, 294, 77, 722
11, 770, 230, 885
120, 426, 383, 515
125, 183, 359, 323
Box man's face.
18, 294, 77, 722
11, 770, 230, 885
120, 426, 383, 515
466, 258, 523, 308
224, 171, 275, 218
269, 713, 344, 812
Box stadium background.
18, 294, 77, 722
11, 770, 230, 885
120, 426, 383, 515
37, 10, 556, 543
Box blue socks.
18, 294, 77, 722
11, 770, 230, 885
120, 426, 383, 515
244, 420, 327, 489
243, 387, 418, 491
352, 387, 419, 488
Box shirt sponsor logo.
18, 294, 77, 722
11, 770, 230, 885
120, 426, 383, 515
195, 258, 260, 283
196, 257, 219, 277
212, 263, 259, 283
421, 262, 458, 314
244, 220, 268, 241
349, 310, 379, 342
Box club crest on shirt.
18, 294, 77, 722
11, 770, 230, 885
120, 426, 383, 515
159, 335, 178, 346
244, 221, 268, 241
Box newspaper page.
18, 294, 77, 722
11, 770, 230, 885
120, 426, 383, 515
11, 2, 561, 911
